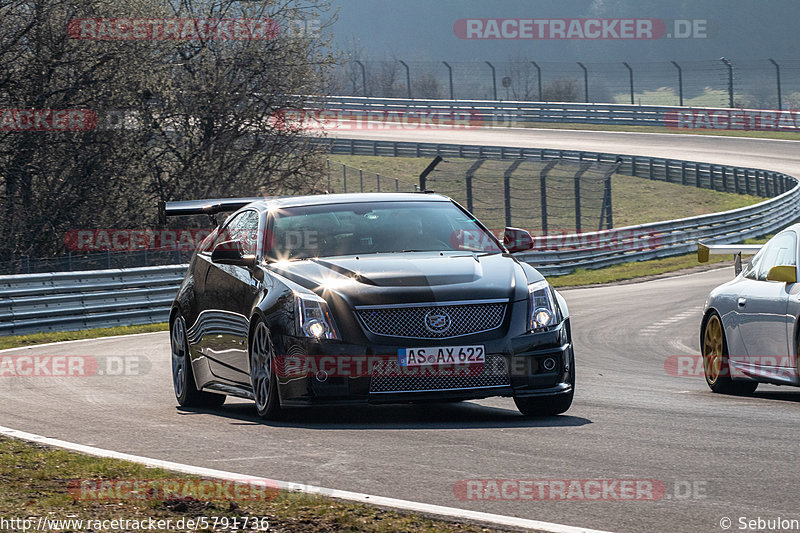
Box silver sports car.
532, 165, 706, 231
698, 225, 800, 394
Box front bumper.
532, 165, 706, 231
275, 319, 573, 406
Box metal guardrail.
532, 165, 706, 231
2, 137, 798, 335
310, 96, 800, 131
0, 265, 187, 336
321, 138, 800, 275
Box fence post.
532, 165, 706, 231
398, 60, 411, 99
530, 61, 542, 101
670, 61, 683, 106
359, 169, 364, 192
354, 60, 367, 97
720, 58, 734, 108
377, 173, 381, 192
395, 178, 400, 192
442, 61, 454, 100
623, 62, 634, 104
465, 159, 485, 212
599, 160, 620, 230
540, 160, 559, 235
769, 58, 782, 110
326, 159, 331, 191
485, 61, 497, 100
573, 163, 593, 233
577, 62, 589, 102
342, 164, 347, 193
503, 160, 523, 227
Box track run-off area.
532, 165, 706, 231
2, 128, 800, 533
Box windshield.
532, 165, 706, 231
266, 200, 503, 260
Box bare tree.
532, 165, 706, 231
0, 0, 336, 262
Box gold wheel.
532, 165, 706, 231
702, 314, 725, 384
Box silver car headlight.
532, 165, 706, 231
295, 292, 340, 340
528, 280, 557, 331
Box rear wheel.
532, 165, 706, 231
171, 314, 226, 408
701, 312, 758, 395
250, 321, 282, 419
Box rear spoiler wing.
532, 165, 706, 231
157, 197, 268, 225
697, 242, 763, 275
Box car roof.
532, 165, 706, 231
246, 192, 452, 211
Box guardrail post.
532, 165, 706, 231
665, 160, 671, 183
503, 160, 523, 227
342, 164, 347, 192
531, 61, 542, 101
623, 62, 634, 105
670, 61, 683, 106
377, 173, 381, 192
720, 58, 734, 108
359, 169, 364, 192
485, 61, 497, 100
577, 62, 589, 102
721, 167, 729, 192
680, 161, 687, 185
744, 170, 752, 195
465, 159, 484, 212
442, 61, 454, 100
395, 178, 400, 192
756, 171, 763, 196
769, 59, 782, 110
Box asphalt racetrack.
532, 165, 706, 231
2, 129, 800, 532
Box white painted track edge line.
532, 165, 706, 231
0, 425, 615, 533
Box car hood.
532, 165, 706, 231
266, 252, 541, 307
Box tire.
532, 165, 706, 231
701, 312, 758, 395
171, 313, 226, 408
514, 351, 575, 417
249, 320, 282, 419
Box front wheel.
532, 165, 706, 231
250, 320, 282, 419
514, 351, 575, 417
171, 313, 226, 408
701, 312, 758, 395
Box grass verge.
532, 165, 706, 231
0, 323, 169, 351
0, 436, 504, 533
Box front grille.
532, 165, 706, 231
356, 301, 506, 339
369, 355, 510, 393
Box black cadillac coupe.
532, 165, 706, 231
163, 193, 574, 418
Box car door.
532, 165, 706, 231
203, 209, 263, 385
735, 231, 796, 381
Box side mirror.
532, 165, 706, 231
766, 265, 796, 284
503, 227, 533, 253
211, 240, 257, 268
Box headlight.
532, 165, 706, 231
295, 292, 340, 340
528, 280, 556, 331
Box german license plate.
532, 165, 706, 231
398, 345, 485, 367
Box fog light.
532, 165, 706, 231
543, 357, 557, 371
315, 370, 328, 382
